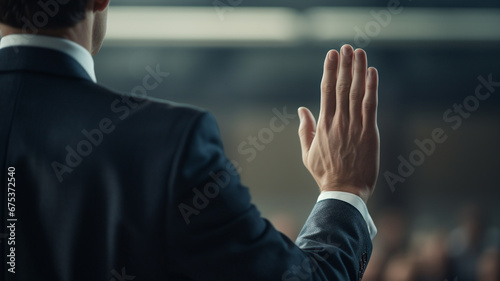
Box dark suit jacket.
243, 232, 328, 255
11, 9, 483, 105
0, 46, 371, 280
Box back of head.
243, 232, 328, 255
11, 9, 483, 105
0, 0, 89, 30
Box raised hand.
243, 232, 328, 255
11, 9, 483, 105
298, 44, 380, 203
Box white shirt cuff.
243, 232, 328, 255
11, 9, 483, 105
317, 191, 377, 240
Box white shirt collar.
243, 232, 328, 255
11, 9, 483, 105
0, 34, 97, 82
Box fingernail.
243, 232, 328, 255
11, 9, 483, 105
328, 50, 335, 61
342, 45, 352, 57
367, 68, 372, 77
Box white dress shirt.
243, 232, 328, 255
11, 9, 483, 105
0, 34, 376, 239
0, 34, 96, 82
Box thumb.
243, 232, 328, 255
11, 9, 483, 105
298, 107, 316, 162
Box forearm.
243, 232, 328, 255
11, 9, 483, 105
293, 199, 373, 281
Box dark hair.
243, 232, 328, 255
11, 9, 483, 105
0, 0, 88, 30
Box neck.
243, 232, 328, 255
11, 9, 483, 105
0, 21, 92, 54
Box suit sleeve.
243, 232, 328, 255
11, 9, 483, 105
169, 111, 372, 281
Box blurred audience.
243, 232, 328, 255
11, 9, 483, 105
362, 204, 499, 281
477, 248, 500, 281
382, 253, 416, 281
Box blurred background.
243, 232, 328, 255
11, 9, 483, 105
97, 1, 500, 280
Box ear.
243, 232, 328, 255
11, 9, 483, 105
93, 0, 111, 12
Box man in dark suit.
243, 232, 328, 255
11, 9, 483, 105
0, 0, 379, 280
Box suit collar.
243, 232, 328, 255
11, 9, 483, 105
0, 46, 94, 82
0, 34, 96, 82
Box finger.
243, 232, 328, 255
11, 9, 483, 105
362, 67, 379, 129
336, 44, 354, 121
349, 49, 367, 129
298, 107, 316, 163
319, 50, 339, 119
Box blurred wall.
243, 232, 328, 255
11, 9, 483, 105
94, 43, 500, 230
